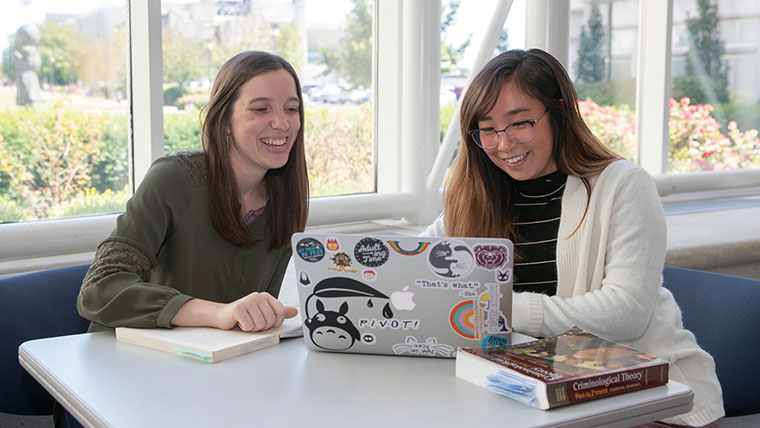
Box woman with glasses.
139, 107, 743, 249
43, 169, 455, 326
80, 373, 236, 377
422, 49, 722, 427
77, 51, 308, 334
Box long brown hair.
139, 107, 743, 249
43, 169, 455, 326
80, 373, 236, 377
202, 51, 309, 249
446, 48, 621, 239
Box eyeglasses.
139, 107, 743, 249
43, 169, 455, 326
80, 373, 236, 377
467, 109, 549, 149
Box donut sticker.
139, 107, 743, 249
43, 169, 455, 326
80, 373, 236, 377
387, 241, 430, 256
473, 245, 508, 270
449, 299, 478, 339
296, 238, 325, 263
354, 237, 389, 267
428, 240, 475, 279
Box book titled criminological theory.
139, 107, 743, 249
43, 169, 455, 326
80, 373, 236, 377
115, 317, 303, 363
455, 327, 669, 409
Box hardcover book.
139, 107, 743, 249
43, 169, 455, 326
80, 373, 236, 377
455, 327, 669, 409
115, 317, 303, 363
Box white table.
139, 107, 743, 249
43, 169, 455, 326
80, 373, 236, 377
20, 332, 693, 428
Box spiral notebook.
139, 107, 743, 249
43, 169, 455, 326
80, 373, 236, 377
290, 232, 514, 358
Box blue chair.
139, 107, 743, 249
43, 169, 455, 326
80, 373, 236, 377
662, 266, 760, 419
0, 264, 91, 417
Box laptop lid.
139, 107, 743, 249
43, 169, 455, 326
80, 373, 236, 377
291, 232, 514, 358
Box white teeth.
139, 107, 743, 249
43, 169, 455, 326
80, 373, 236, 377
261, 137, 286, 147
505, 153, 527, 164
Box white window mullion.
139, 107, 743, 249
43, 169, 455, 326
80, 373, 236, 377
375, 0, 403, 194
400, 0, 441, 224
635, 0, 673, 175
129, 0, 165, 189
426, 0, 514, 214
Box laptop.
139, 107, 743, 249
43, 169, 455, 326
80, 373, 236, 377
290, 232, 514, 358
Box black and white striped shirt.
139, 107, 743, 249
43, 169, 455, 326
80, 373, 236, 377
511, 170, 567, 296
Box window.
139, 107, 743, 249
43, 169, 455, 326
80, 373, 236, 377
0, 1, 129, 223
569, 0, 639, 163
160, 0, 374, 197
669, 0, 760, 173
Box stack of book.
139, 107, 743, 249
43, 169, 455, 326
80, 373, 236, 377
456, 327, 669, 409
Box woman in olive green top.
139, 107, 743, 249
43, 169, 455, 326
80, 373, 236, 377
78, 51, 309, 333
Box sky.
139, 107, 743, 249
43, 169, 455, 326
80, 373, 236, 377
1, 0, 526, 69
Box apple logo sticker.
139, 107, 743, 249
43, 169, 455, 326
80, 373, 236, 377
390, 286, 416, 311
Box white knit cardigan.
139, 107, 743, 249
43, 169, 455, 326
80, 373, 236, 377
421, 160, 724, 426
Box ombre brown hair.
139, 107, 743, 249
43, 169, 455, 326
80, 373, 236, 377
445, 48, 621, 239
202, 51, 308, 249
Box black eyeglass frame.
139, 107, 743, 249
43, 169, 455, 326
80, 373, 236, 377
467, 108, 549, 149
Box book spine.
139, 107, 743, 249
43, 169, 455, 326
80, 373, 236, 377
547, 364, 669, 408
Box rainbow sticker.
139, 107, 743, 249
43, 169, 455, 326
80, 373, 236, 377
449, 300, 477, 339
388, 241, 430, 256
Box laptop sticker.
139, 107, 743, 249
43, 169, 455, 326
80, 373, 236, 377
428, 240, 475, 279
362, 269, 377, 281
481, 334, 511, 348
326, 238, 340, 251
449, 299, 479, 339
296, 238, 325, 263
481, 283, 505, 334
361, 332, 377, 344
473, 245, 509, 270
354, 237, 390, 267
305, 300, 360, 350
298, 270, 311, 286
304, 277, 405, 350
496, 268, 512, 283
389, 286, 416, 310
328, 252, 358, 273
392, 336, 454, 358
387, 241, 430, 256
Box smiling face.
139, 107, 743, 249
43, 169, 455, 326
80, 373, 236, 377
477, 80, 557, 181
227, 69, 301, 179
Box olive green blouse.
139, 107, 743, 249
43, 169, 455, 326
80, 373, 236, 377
77, 150, 292, 332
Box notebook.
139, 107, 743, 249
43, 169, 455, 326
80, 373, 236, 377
290, 232, 514, 358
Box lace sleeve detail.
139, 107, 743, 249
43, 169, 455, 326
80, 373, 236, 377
81, 237, 157, 291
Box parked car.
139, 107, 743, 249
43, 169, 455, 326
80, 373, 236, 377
319, 84, 350, 104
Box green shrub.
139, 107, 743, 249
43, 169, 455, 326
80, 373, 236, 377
163, 86, 188, 107
576, 79, 636, 108
92, 113, 129, 193
717, 102, 760, 131
48, 187, 130, 218
0, 100, 106, 218
305, 104, 373, 196
0, 195, 30, 223
164, 112, 203, 154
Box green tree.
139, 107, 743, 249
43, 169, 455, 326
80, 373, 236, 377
276, 24, 304, 72
672, 0, 729, 104
441, 0, 470, 74
320, 0, 470, 86
1, 37, 15, 81
575, 0, 605, 83
319, 0, 372, 88
162, 29, 207, 84
38, 21, 84, 85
